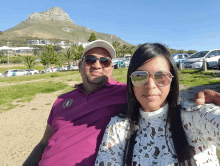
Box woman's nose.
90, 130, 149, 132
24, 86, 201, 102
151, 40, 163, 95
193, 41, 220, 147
144, 75, 156, 89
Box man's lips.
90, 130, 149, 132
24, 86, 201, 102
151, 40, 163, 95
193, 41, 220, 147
90, 71, 102, 76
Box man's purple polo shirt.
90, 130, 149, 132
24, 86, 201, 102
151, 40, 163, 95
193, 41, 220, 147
39, 78, 127, 166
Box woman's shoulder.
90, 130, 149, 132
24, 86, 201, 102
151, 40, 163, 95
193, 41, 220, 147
180, 101, 219, 112
180, 101, 220, 122
108, 115, 129, 128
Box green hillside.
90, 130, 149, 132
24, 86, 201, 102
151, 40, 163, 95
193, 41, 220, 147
0, 7, 129, 46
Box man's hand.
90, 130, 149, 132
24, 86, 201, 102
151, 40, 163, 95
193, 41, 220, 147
193, 89, 220, 105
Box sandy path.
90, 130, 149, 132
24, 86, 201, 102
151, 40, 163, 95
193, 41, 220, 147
0, 84, 220, 166
0, 90, 64, 166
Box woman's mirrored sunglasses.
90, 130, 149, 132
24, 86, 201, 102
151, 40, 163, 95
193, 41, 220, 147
130, 71, 174, 87
82, 55, 112, 68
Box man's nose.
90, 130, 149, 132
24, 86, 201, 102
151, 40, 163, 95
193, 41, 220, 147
92, 59, 102, 68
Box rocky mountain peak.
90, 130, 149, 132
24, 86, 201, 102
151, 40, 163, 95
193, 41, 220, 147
27, 7, 74, 23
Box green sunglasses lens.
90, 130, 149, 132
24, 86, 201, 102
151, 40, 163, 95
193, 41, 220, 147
131, 71, 148, 86
154, 71, 172, 86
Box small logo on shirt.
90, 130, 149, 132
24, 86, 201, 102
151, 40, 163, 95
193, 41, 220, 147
63, 99, 73, 108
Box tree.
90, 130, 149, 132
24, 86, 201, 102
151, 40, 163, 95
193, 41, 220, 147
112, 41, 121, 58
63, 47, 75, 65
88, 33, 97, 42
0, 51, 4, 57
22, 56, 37, 69
178, 49, 185, 53
53, 45, 63, 52
74, 44, 84, 61
127, 45, 137, 56
56, 52, 65, 67
119, 45, 130, 57
187, 50, 197, 54
41, 45, 59, 68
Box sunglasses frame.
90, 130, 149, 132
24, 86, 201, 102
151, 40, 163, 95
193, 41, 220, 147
82, 55, 112, 68
130, 70, 174, 87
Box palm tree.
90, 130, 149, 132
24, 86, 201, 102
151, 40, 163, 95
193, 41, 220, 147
127, 45, 138, 56
119, 44, 130, 57
112, 41, 121, 58
63, 47, 74, 65
63, 44, 81, 65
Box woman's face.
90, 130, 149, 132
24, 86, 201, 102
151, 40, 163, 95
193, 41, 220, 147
133, 56, 171, 112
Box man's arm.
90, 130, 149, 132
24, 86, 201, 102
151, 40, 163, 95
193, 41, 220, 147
22, 125, 53, 166
193, 89, 220, 105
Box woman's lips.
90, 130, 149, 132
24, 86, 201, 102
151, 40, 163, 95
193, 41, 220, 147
143, 94, 158, 100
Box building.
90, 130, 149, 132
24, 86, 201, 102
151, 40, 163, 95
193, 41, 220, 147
0, 46, 34, 56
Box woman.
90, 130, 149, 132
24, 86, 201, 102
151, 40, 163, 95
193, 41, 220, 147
95, 43, 220, 165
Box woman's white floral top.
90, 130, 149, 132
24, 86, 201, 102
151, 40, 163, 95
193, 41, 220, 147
95, 102, 220, 166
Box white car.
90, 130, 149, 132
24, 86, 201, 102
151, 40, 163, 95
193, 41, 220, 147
61, 66, 68, 71
172, 54, 190, 67
183, 49, 220, 69
25, 69, 39, 75
124, 59, 131, 68
66, 65, 79, 70
41, 68, 52, 73
53, 67, 62, 72
4, 69, 29, 77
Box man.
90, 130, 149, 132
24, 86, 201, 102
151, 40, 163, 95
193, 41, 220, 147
23, 40, 220, 166
23, 40, 127, 166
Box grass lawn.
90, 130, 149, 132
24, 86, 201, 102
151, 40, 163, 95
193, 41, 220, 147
178, 69, 220, 86
1, 68, 220, 112
0, 81, 68, 112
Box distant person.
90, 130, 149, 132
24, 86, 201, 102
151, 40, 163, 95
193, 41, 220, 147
95, 43, 220, 165
23, 40, 220, 166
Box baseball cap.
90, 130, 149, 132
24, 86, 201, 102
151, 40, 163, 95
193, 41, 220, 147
82, 40, 116, 59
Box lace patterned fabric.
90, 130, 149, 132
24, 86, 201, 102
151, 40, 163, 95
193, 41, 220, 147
95, 102, 220, 166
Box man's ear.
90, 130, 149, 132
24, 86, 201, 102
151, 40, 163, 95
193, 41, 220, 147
78, 61, 82, 72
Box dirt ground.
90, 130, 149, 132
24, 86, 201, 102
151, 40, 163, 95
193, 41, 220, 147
0, 84, 220, 166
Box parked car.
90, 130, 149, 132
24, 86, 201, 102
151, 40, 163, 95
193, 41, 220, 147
53, 67, 62, 72
25, 69, 39, 75
41, 68, 52, 73
69, 65, 79, 70
4, 69, 29, 77
172, 54, 190, 67
124, 59, 131, 68
61, 65, 68, 71
217, 59, 220, 70
113, 62, 118, 69
183, 49, 220, 69
112, 58, 120, 69
112, 58, 126, 68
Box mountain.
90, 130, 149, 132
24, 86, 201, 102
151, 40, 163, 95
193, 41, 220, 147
0, 7, 129, 46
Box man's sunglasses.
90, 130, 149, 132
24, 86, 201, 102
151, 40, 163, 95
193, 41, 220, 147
82, 55, 112, 68
130, 70, 174, 87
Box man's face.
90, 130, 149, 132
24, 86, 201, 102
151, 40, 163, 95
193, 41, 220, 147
79, 47, 114, 86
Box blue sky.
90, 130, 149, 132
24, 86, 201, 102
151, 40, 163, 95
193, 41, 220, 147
1, 0, 220, 51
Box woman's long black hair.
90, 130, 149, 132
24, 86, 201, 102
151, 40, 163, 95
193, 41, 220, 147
121, 43, 195, 166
